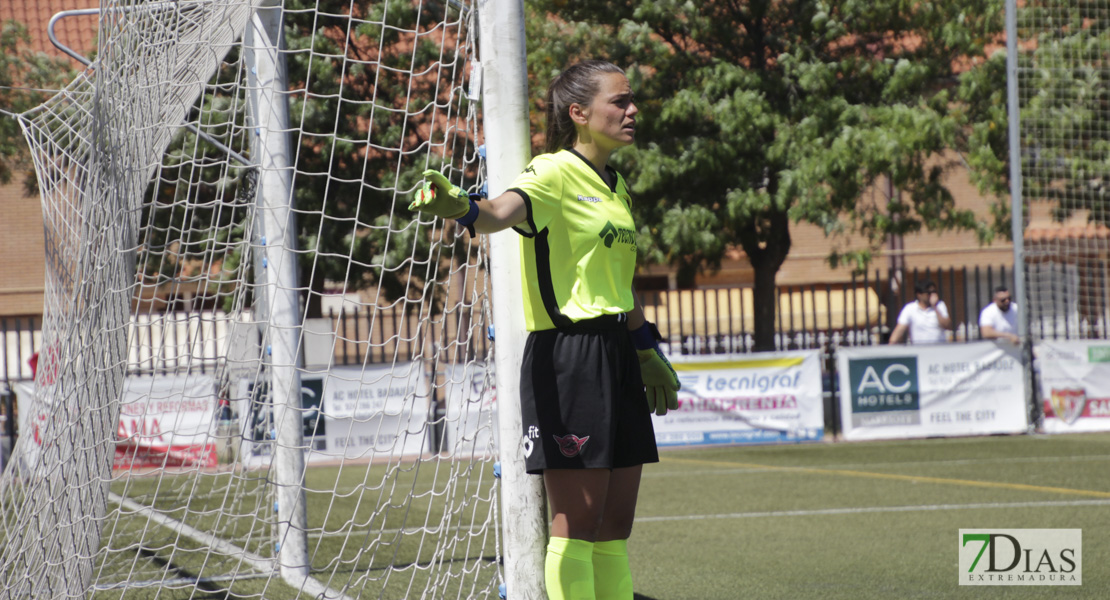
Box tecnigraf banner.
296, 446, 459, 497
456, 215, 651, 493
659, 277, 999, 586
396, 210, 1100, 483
656, 352, 825, 446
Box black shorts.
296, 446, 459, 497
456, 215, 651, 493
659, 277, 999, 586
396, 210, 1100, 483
519, 314, 659, 474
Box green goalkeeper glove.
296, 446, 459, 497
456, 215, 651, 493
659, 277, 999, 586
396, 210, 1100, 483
630, 321, 680, 416
408, 169, 471, 220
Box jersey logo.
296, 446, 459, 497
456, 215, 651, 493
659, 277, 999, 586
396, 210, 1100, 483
553, 434, 590, 458
522, 165, 537, 176
576, 194, 602, 203
598, 221, 637, 250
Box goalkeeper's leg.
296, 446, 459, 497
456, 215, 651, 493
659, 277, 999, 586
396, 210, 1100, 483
542, 466, 642, 600
593, 466, 641, 600
544, 468, 610, 600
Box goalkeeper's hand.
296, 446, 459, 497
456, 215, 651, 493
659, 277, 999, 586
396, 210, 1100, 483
408, 169, 471, 220
630, 321, 680, 416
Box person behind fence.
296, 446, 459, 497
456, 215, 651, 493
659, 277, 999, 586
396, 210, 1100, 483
979, 286, 1020, 345
888, 280, 952, 345
408, 59, 681, 600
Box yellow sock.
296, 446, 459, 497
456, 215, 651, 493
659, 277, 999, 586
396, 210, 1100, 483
592, 539, 633, 599
545, 536, 595, 600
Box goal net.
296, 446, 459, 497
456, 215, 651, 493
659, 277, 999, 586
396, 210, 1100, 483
1015, 0, 1110, 339
0, 0, 503, 598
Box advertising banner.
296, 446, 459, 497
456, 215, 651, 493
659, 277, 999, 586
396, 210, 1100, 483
655, 352, 825, 446
440, 361, 497, 457
16, 375, 218, 470
1037, 340, 1110, 434
236, 363, 430, 464
115, 375, 218, 468
837, 342, 1027, 441
321, 363, 430, 459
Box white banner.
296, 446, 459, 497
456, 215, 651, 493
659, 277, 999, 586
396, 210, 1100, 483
16, 375, 218, 470
1036, 340, 1110, 433
655, 351, 825, 446
240, 363, 431, 463
236, 363, 431, 464
837, 341, 1027, 441
440, 361, 497, 457
320, 363, 430, 459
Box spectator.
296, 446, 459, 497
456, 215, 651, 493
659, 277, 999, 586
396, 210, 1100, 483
979, 286, 1020, 344
889, 280, 952, 344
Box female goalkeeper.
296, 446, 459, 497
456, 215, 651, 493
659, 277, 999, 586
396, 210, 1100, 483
409, 60, 679, 600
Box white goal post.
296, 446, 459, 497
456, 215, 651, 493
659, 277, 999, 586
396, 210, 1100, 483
0, 0, 545, 598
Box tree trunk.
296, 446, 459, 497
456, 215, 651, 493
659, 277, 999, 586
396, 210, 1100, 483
304, 269, 326, 319
750, 261, 779, 351
737, 207, 791, 352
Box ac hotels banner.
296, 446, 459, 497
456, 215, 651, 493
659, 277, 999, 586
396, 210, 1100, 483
837, 342, 1027, 441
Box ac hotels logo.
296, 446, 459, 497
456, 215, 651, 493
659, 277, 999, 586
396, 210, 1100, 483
959, 529, 1081, 586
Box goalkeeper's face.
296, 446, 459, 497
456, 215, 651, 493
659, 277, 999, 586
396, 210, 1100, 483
580, 72, 638, 150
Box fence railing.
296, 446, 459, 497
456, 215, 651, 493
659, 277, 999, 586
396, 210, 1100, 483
4, 263, 1106, 387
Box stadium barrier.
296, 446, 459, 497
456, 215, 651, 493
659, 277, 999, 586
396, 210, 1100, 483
836, 342, 1028, 441
9, 338, 1110, 470
3, 265, 1108, 453
1037, 340, 1110, 434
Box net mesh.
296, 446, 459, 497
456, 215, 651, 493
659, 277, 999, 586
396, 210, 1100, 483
1017, 0, 1110, 339
0, 1, 499, 598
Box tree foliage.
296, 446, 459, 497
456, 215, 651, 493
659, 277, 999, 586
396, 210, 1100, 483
143, 0, 476, 314
525, 0, 1005, 349
960, 0, 1110, 229
0, 21, 76, 193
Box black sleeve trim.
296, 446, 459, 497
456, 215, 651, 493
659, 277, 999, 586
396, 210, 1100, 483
508, 187, 538, 238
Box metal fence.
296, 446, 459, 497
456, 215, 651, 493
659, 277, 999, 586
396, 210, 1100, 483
4, 263, 1105, 387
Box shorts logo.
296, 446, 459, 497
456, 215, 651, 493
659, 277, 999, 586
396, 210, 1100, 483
553, 434, 590, 458
523, 425, 539, 458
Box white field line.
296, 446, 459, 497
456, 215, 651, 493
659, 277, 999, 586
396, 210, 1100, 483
109, 493, 358, 600
645, 453, 1110, 478
635, 498, 1110, 523
306, 522, 486, 540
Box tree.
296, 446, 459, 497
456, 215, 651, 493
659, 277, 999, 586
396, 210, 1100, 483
0, 21, 76, 194
143, 0, 476, 315
960, 1, 1110, 230
525, 0, 1004, 350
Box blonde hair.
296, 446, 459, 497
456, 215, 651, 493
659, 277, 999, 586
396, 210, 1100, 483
544, 60, 625, 154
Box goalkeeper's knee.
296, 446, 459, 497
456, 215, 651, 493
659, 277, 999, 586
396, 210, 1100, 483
545, 537, 595, 600
593, 539, 633, 599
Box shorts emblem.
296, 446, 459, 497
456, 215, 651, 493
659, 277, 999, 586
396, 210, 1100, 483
553, 434, 590, 458
523, 425, 539, 458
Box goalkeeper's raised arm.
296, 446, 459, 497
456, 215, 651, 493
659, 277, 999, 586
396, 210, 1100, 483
408, 168, 527, 234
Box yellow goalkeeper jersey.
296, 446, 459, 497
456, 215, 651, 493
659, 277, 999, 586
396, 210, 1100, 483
508, 148, 638, 331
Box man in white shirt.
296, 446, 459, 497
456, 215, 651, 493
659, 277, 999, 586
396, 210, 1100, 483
979, 286, 1020, 344
888, 280, 952, 344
